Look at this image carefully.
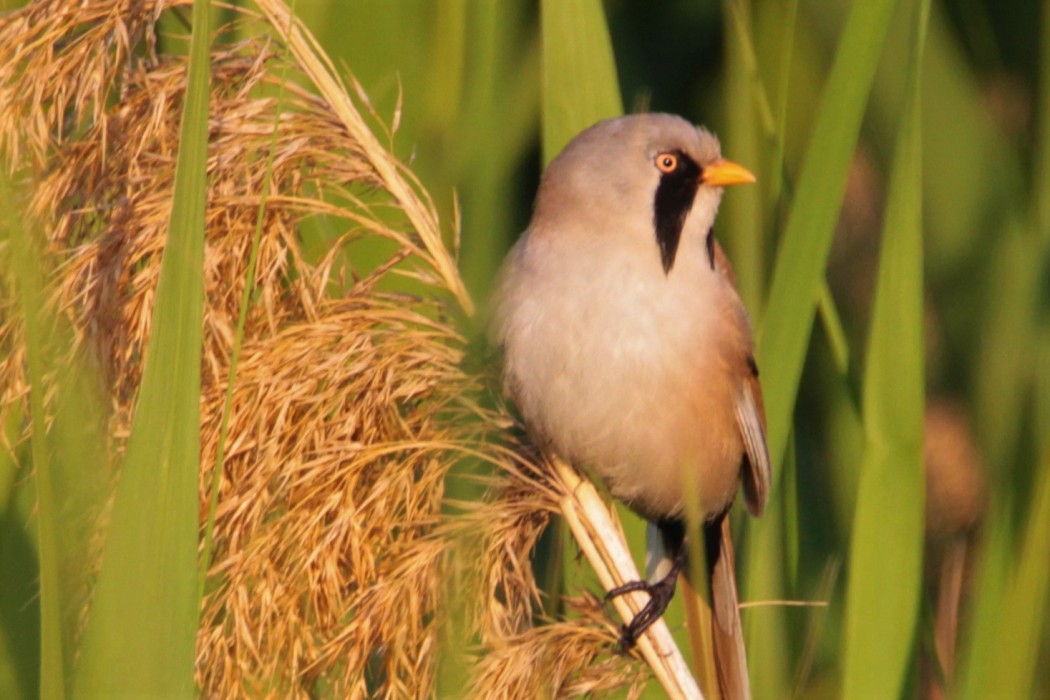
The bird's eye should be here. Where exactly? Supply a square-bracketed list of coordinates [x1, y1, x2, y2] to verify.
[655, 152, 678, 173]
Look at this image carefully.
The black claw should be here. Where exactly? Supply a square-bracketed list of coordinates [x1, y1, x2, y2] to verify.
[605, 559, 684, 651]
[604, 579, 651, 601]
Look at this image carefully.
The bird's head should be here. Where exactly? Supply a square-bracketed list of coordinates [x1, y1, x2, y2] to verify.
[533, 114, 755, 274]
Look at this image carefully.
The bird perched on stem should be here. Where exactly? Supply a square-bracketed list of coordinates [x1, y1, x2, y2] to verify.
[492, 114, 770, 699]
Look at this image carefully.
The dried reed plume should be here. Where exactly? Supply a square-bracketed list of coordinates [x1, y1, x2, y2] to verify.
[0, 0, 654, 697]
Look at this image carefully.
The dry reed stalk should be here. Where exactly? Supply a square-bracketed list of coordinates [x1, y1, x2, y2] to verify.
[0, 1, 685, 696]
[554, 458, 704, 700]
[253, 0, 472, 315]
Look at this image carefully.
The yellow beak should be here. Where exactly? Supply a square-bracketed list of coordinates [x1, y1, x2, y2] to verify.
[701, 159, 757, 187]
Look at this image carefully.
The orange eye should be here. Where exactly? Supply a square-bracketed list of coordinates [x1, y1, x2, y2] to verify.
[656, 152, 678, 173]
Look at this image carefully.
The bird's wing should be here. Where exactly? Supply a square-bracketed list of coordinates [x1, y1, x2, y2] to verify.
[713, 238, 771, 516]
[735, 356, 771, 517]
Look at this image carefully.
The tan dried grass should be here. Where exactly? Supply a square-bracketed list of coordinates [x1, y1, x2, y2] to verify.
[469, 593, 647, 699]
[0, 1, 649, 697]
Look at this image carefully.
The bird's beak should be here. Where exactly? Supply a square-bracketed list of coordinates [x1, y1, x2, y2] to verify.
[701, 159, 756, 187]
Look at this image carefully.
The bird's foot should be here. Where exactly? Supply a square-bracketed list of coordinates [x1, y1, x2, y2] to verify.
[604, 569, 679, 651]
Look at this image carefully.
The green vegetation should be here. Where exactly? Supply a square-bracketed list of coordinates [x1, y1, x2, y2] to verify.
[0, 0, 1046, 697]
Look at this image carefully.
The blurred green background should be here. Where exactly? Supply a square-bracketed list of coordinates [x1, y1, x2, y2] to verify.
[1, 0, 1048, 697]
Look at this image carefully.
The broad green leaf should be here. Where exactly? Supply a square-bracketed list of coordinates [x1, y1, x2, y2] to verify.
[974, 215, 1039, 472]
[721, 0, 764, 310]
[956, 504, 1011, 698]
[540, 0, 623, 164]
[721, 4, 792, 697]
[756, 0, 899, 474]
[0, 398, 37, 700]
[958, 1, 1050, 694]
[455, 1, 539, 301]
[986, 471, 1050, 697]
[4, 170, 112, 700]
[959, 470, 1050, 699]
[842, 0, 929, 696]
[4, 174, 62, 700]
[73, 0, 211, 694]
[743, 0, 898, 692]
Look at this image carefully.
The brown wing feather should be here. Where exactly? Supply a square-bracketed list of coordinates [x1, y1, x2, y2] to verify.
[714, 238, 772, 517]
[736, 363, 771, 517]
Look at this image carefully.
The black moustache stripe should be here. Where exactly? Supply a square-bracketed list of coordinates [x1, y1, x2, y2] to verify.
[653, 150, 702, 274]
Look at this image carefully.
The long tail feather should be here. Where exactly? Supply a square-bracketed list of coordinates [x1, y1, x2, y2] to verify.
[710, 516, 751, 700]
[675, 515, 752, 700]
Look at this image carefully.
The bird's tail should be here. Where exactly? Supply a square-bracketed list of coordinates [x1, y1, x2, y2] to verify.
[649, 514, 751, 700]
[708, 515, 750, 700]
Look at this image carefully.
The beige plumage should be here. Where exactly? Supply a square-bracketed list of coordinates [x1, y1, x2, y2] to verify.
[493, 114, 769, 698]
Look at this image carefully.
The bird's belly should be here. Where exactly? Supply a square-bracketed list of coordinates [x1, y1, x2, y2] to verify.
[505, 270, 743, 521]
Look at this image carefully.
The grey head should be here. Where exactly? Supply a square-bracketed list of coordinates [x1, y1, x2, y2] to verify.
[531, 114, 734, 274]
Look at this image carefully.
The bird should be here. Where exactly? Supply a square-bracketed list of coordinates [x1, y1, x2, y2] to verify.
[491, 113, 770, 696]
